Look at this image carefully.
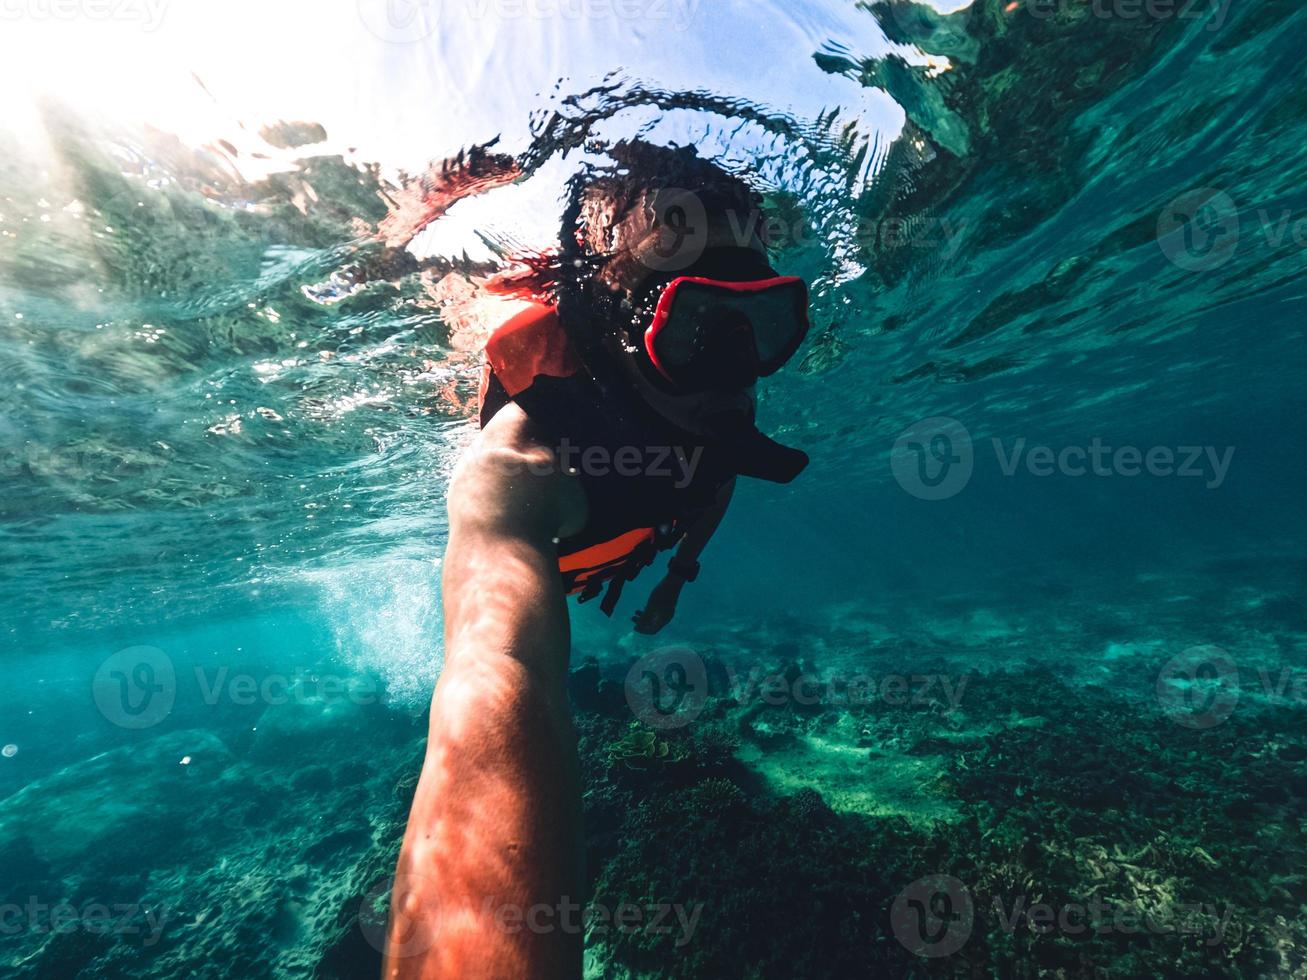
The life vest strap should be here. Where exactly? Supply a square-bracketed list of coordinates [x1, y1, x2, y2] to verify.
[576, 576, 606, 603]
[599, 576, 626, 616]
[563, 525, 672, 615]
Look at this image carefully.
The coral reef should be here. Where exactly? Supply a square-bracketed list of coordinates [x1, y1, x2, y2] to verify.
[4, 560, 1305, 979]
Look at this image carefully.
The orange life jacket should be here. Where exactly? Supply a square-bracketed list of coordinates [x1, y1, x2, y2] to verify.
[478, 301, 807, 614]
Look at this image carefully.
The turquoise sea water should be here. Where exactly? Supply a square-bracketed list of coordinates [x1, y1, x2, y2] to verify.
[2, 1, 1306, 977]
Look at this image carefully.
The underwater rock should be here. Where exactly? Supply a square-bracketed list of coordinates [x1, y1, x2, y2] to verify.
[1278, 743, 1307, 763]
[568, 656, 603, 710]
[20, 925, 115, 979]
[0, 729, 235, 869]
[332, 760, 374, 787]
[0, 834, 51, 902]
[246, 683, 413, 765]
[568, 656, 627, 717]
[291, 764, 335, 794]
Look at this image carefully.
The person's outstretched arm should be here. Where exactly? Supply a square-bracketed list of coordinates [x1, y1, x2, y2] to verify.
[385, 403, 587, 980]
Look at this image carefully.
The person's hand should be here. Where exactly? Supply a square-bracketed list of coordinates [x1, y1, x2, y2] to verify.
[632, 575, 684, 634]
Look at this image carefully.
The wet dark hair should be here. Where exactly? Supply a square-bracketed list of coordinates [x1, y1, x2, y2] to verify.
[552, 140, 769, 367]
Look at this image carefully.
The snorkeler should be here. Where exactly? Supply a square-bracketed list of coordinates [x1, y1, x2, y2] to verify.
[384, 142, 811, 979]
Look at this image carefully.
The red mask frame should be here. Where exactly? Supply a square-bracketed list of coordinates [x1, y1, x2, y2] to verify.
[641, 275, 811, 387]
